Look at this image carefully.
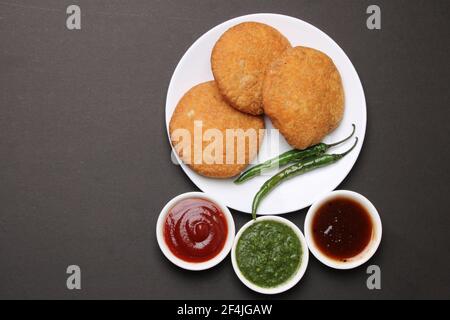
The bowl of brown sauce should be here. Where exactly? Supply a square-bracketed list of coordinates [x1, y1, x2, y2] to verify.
[304, 190, 382, 269]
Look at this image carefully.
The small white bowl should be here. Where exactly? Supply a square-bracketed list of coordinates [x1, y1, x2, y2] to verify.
[231, 216, 309, 294]
[156, 192, 235, 271]
[304, 190, 382, 270]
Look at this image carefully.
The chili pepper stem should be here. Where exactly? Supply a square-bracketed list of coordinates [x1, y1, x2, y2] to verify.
[339, 137, 358, 157]
[327, 124, 356, 147]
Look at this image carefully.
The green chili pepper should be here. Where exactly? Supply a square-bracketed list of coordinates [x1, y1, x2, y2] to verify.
[234, 124, 355, 184]
[251, 137, 359, 220]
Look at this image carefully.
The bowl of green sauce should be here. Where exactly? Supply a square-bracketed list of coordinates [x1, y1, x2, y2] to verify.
[231, 216, 309, 294]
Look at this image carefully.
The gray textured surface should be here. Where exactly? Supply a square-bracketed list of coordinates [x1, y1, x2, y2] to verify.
[0, 0, 449, 299]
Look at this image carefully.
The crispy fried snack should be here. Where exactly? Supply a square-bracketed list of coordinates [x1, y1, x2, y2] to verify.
[211, 22, 291, 115]
[169, 81, 265, 178]
[263, 46, 344, 149]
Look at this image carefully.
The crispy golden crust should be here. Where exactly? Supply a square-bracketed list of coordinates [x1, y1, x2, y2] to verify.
[169, 81, 265, 178]
[211, 22, 291, 115]
[263, 46, 345, 149]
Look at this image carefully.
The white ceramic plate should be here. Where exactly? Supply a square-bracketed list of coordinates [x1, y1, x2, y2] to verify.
[165, 13, 366, 215]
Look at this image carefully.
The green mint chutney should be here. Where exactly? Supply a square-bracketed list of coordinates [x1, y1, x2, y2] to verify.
[236, 220, 302, 288]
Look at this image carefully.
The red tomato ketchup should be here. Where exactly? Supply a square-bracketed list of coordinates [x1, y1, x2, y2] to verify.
[164, 198, 228, 262]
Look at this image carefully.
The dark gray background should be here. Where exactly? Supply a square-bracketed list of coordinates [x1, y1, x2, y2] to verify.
[0, 0, 449, 300]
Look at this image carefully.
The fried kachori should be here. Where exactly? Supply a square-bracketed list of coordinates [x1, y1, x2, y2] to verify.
[169, 81, 265, 178]
[263, 46, 345, 149]
[211, 22, 291, 115]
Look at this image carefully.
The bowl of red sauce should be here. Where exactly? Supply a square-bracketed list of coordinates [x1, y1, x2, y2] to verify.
[156, 192, 235, 270]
